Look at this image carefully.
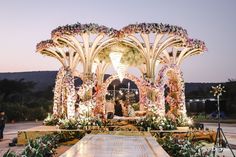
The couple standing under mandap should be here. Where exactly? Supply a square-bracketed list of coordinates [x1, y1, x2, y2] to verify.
[105, 99, 134, 119]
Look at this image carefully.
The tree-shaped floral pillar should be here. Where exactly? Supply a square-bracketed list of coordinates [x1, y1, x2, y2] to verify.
[51, 23, 117, 82]
[36, 40, 80, 118]
[120, 23, 188, 83]
[119, 23, 188, 111]
[157, 39, 207, 116]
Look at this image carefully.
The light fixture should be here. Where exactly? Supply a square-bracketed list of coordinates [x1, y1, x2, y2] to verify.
[109, 51, 122, 71]
[117, 63, 127, 82]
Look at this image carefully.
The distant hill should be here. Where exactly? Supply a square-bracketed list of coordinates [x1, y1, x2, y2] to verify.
[0, 71, 221, 92]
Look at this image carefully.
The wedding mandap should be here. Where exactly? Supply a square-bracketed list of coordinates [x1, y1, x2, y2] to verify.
[36, 22, 207, 121]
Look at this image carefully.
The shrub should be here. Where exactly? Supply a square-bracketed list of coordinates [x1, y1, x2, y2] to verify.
[58, 118, 78, 130]
[3, 149, 18, 157]
[21, 134, 59, 157]
[43, 113, 59, 126]
[157, 135, 212, 157]
[137, 114, 176, 130]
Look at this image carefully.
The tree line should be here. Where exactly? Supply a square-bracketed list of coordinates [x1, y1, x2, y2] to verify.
[0, 79, 53, 122]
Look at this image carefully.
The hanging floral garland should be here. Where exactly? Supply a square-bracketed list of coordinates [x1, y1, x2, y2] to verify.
[156, 64, 186, 116]
[53, 67, 65, 115]
[62, 68, 77, 119]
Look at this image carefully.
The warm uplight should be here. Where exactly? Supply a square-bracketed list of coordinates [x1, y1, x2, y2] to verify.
[187, 118, 193, 125]
[109, 51, 122, 71]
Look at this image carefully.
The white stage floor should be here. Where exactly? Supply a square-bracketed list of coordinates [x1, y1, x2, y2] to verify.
[60, 133, 169, 157]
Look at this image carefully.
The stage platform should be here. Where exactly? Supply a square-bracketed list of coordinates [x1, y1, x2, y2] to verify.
[60, 133, 170, 157]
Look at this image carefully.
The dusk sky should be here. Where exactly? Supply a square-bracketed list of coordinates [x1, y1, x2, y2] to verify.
[0, 0, 235, 82]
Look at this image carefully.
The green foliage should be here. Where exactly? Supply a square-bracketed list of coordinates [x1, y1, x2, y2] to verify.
[4, 131, 86, 157]
[21, 134, 59, 157]
[0, 79, 53, 122]
[0, 79, 36, 102]
[0, 102, 50, 121]
[157, 135, 212, 157]
[137, 114, 176, 130]
[131, 103, 139, 111]
[43, 113, 59, 126]
[192, 113, 208, 121]
[58, 118, 78, 130]
[3, 149, 18, 157]
[57, 131, 85, 142]
[176, 114, 191, 127]
[77, 117, 103, 129]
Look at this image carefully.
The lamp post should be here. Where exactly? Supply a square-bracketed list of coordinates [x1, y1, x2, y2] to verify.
[211, 84, 235, 157]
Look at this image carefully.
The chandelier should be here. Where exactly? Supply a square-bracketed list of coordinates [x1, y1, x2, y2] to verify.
[109, 51, 122, 71]
[117, 63, 127, 82]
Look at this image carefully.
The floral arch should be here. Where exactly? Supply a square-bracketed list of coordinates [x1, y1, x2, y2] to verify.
[100, 73, 146, 106]
[156, 64, 186, 116]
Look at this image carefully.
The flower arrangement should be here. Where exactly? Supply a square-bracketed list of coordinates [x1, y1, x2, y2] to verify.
[137, 113, 176, 130]
[77, 81, 95, 98]
[43, 113, 59, 126]
[77, 99, 96, 118]
[157, 135, 211, 157]
[4, 131, 87, 157]
[176, 114, 192, 127]
[77, 116, 103, 129]
[58, 118, 78, 130]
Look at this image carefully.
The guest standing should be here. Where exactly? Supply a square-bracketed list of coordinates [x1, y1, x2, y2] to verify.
[114, 100, 123, 117]
[106, 100, 114, 119]
[0, 111, 6, 140]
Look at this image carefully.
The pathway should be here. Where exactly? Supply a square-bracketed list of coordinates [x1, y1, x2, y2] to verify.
[60, 134, 170, 157]
[0, 121, 42, 156]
